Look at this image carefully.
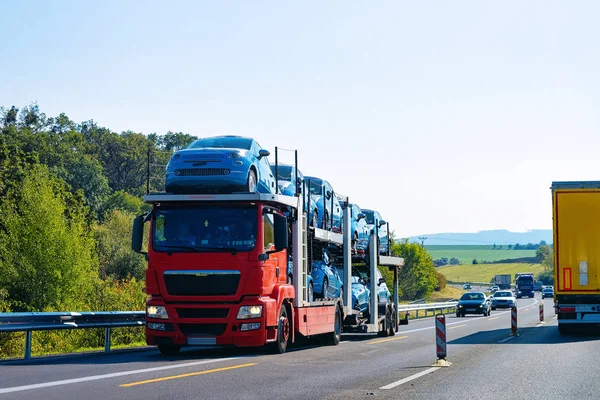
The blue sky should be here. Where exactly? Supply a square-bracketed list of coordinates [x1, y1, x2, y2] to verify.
[2, 1, 600, 238]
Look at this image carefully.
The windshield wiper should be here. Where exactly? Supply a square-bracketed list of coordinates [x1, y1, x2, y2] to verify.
[195, 246, 239, 255]
[159, 245, 201, 252]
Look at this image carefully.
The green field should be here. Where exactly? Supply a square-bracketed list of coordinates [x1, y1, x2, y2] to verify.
[425, 245, 536, 264]
[437, 263, 544, 283]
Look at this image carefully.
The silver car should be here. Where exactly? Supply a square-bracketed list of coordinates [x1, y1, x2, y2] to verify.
[491, 290, 516, 310]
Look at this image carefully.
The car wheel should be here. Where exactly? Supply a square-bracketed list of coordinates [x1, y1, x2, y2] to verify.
[323, 210, 329, 230]
[320, 277, 328, 299]
[339, 286, 344, 301]
[352, 231, 358, 251]
[492, 307, 496, 310]
[268, 305, 291, 354]
[287, 274, 292, 285]
[312, 210, 318, 228]
[308, 282, 314, 302]
[245, 169, 257, 192]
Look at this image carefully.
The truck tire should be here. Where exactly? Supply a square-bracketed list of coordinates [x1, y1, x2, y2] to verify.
[388, 305, 396, 336]
[379, 307, 391, 337]
[326, 306, 342, 346]
[158, 344, 181, 356]
[269, 305, 291, 354]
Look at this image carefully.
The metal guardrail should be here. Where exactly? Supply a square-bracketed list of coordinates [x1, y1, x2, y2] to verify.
[397, 301, 458, 320]
[0, 311, 145, 360]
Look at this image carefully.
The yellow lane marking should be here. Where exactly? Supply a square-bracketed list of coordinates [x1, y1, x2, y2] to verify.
[368, 336, 408, 345]
[120, 363, 257, 387]
[448, 324, 466, 330]
[488, 317, 499, 321]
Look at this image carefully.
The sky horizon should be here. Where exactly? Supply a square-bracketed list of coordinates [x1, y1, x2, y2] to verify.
[3, 1, 600, 238]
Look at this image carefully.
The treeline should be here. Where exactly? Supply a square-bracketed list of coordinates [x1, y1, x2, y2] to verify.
[491, 241, 549, 250]
[0, 104, 197, 357]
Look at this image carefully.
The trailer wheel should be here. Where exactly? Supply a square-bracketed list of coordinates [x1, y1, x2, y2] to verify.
[379, 307, 391, 337]
[158, 344, 181, 356]
[388, 305, 396, 336]
[327, 307, 342, 346]
[269, 305, 291, 354]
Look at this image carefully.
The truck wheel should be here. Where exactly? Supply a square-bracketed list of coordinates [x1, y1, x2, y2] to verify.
[269, 305, 291, 354]
[379, 307, 391, 337]
[327, 307, 342, 346]
[158, 345, 181, 356]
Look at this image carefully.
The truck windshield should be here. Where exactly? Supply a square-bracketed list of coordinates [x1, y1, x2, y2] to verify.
[152, 206, 257, 252]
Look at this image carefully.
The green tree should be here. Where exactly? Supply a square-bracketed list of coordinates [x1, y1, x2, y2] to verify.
[536, 245, 552, 263]
[99, 190, 150, 220]
[0, 163, 98, 311]
[392, 239, 437, 300]
[95, 209, 147, 280]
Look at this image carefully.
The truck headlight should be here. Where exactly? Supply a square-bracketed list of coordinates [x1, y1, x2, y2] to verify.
[237, 305, 262, 319]
[147, 305, 169, 319]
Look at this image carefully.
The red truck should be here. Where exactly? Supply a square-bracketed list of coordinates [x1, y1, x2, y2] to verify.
[132, 167, 404, 355]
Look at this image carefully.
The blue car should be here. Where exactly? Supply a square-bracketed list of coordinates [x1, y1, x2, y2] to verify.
[287, 261, 314, 302]
[362, 209, 389, 255]
[339, 200, 369, 253]
[311, 249, 343, 299]
[304, 176, 342, 232]
[353, 267, 392, 314]
[165, 135, 276, 194]
[351, 270, 370, 316]
[271, 163, 319, 223]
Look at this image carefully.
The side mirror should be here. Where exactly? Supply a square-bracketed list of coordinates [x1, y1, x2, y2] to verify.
[272, 214, 288, 253]
[378, 277, 386, 286]
[378, 220, 387, 228]
[357, 213, 366, 221]
[132, 215, 146, 254]
[258, 149, 270, 160]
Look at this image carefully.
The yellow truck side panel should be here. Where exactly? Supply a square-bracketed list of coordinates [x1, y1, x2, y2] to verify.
[554, 190, 600, 294]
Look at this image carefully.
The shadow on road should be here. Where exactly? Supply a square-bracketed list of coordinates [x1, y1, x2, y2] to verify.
[449, 325, 600, 345]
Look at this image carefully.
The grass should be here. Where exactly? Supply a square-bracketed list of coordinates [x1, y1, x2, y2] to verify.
[428, 285, 465, 301]
[437, 262, 544, 283]
[425, 245, 536, 264]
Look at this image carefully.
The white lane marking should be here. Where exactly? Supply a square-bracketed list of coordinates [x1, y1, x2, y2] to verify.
[0, 357, 244, 394]
[380, 367, 440, 390]
[498, 336, 516, 343]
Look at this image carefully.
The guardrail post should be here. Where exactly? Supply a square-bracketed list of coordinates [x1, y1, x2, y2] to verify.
[432, 314, 451, 367]
[104, 327, 111, 353]
[539, 302, 544, 323]
[24, 330, 32, 360]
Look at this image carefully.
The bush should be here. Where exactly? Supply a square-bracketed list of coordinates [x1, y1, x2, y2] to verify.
[435, 271, 447, 291]
[537, 270, 554, 285]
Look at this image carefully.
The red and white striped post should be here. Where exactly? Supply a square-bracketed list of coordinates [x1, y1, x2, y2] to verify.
[510, 306, 518, 336]
[539, 302, 544, 322]
[435, 314, 446, 360]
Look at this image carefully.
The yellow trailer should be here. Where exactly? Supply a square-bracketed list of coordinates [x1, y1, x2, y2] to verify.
[552, 181, 600, 334]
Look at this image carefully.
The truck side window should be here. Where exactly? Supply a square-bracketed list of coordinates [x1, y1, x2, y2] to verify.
[263, 214, 274, 251]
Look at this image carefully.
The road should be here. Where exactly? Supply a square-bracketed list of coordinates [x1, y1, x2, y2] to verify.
[1, 295, 599, 400]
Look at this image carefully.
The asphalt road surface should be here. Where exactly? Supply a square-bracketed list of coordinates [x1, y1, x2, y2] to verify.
[2, 295, 598, 400]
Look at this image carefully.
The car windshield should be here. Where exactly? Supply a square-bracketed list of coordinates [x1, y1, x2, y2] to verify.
[270, 165, 294, 181]
[517, 275, 534, 283]
[460, 293, 484, 300]
[307, 178, 323, 195]
[494, 291, 512, 297]
[187, 137, 252, 150]
[363, 210, 374, 224]
[152, 206, 257, 252]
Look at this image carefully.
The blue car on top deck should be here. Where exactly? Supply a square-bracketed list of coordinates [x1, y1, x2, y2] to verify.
[304, 176, 342, 232]
[165, 135, 276, 194]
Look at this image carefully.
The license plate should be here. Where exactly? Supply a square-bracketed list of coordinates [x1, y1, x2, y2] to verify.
[466, 308, 476, 312]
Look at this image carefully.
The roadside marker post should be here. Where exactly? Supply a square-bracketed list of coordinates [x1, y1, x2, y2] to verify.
[510, 306, 519, 336]
[539, 302, 544, 323]
[432, 314, 451, 367]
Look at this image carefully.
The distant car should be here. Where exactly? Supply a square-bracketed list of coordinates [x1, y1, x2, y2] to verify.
[542, 287, 554, 299]
[533, 281, 544, 292]
[305, 176, 342, 232]
[165, 135, 276, 194]
[491, 290, 516, 310]
[490, 285, 500, 293]
[463, 283, 472, 290]
[310, 249, 343, 299]
[338, 200, 369, 253]
[361, 209, 389, 255]
[456, 292, 491, 317]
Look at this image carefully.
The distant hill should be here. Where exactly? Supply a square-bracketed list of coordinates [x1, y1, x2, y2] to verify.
[405, 229, 552, 246]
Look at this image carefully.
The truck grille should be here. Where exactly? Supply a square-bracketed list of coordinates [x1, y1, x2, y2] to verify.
[174, 168, 230, 177]
[178, 323, 227, 336]
[164, 271, 240, 296]
[176, 308, 229, 319]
